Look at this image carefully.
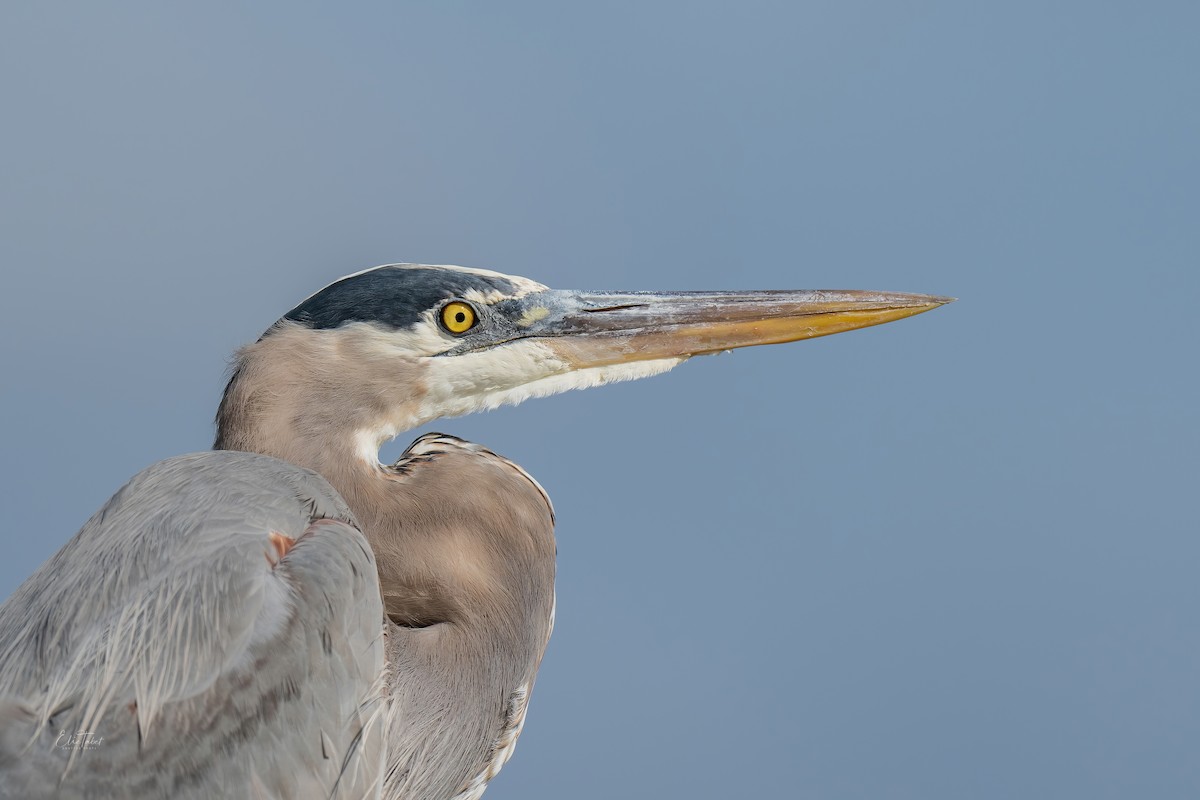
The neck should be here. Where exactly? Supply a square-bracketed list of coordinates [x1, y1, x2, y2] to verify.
[214, 323, 556, 800]
[215, 322, 424, 477]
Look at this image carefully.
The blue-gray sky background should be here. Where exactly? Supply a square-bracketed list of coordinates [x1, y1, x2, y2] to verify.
[2, 3, 1197, 798]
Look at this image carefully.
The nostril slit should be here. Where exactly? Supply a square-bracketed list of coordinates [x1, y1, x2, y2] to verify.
[583, 303, 646, 313]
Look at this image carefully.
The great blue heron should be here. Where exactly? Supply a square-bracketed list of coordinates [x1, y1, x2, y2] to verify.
[0, 264, 950, 798]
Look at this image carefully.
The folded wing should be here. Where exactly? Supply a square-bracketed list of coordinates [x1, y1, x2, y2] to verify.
[0, 451, 386, 799]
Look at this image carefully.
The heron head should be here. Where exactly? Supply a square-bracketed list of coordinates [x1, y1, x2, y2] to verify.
[219, 264, 950, 461]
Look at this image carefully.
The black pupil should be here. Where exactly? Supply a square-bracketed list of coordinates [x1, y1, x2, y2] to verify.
[455, 311, 466, 324]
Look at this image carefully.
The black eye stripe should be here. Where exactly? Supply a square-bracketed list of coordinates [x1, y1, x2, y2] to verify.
[281, 266, 519, 331]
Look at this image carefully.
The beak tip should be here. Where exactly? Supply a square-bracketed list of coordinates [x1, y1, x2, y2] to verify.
[910, 294, 955, 310]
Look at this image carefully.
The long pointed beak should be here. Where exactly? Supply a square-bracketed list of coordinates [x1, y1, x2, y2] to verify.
[523, 289, 953, 367]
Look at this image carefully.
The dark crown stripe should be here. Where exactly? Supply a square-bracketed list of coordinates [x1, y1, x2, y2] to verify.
[282, 266, 518, 331]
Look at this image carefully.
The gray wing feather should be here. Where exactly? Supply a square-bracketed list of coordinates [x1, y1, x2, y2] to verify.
[0, 451, 386, 799]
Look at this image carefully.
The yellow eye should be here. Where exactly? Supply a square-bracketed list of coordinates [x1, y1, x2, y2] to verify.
[440, 301, 477, 334]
